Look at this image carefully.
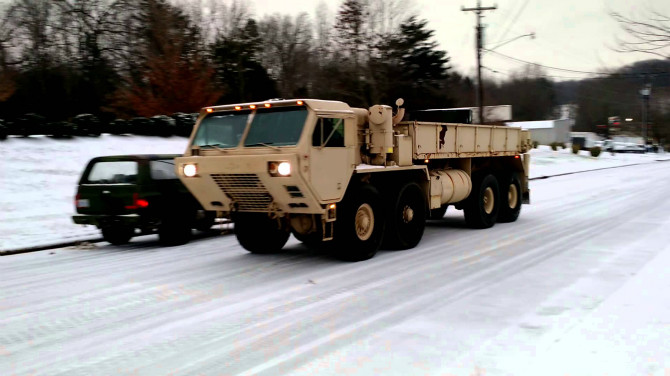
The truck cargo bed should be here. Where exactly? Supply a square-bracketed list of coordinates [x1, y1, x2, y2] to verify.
[399, 121, 530, 159]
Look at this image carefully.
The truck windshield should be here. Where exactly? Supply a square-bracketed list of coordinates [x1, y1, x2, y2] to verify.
[192, 110, 250, 149]
[244, 107, 307, 147]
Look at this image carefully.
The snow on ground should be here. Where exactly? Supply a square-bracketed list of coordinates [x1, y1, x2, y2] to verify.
[528, 145, 669, 178]
[2, 161, 669, 375]
[0, 135, 187, 251]
[0, 137, 668, 251]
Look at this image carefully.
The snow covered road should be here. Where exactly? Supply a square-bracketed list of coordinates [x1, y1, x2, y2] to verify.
[1, 162, 669, 375]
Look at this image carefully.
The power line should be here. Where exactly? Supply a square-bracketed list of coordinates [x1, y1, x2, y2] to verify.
[485, 49, 670, 78]
[494, 0, 530, 45]
[485, 50, 613, 75]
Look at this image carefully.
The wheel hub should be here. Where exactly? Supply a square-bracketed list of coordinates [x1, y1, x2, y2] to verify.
[508, 183, 518, 209]
[483, 187, 494, 214]
[402, 205, 414, 223]
[355, 203, 375, 241]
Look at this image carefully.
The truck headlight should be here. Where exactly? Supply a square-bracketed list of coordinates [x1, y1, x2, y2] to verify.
[277, 162, 291, 176]
[268, 161, 291, 177]
[183, 163, 198, 177]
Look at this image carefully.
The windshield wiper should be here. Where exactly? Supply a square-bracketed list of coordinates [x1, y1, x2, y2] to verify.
[245, 142, 281, 151]
[199, 143, 230, 152]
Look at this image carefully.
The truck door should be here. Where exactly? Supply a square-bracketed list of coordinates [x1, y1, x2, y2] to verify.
[309, 117, 354, 201]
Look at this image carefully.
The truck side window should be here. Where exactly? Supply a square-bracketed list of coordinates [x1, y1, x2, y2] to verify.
[312, 118, 344, 147]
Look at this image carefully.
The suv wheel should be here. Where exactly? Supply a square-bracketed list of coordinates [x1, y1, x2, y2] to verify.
[101, 226, 134, 245]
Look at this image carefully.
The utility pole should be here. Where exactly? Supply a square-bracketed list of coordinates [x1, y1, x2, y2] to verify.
[640, 80, 652, 145]
[462, 0, 496, 124]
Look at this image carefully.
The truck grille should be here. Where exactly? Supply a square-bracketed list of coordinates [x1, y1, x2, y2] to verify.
[210, 174, 273, 211]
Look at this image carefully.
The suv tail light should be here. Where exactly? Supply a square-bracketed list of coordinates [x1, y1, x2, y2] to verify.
[75, 193, 90, 209]
[125, 193, 149, 210]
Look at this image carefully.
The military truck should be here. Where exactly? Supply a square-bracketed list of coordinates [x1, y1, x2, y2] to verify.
[175, 99, 531, 261]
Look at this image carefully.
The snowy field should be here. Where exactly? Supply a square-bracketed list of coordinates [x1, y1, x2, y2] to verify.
[0, 136, 668, 251]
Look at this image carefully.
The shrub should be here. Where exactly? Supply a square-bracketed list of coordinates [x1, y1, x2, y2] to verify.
[46, 121, 76, 138]
[151, 115, 176, 137]
[590, 146, 602, 157]
[559, 142, 566, 149]
[550, 142, 558, 151]
[0, 119, 6, 140]
[532, 140, 539, 149]
[15, 113, 46, 136]
[571, 144, 580, 154]
[129, 117, 152, 135]
[72, 114, 101, 137]
[108, 119, 129, 135]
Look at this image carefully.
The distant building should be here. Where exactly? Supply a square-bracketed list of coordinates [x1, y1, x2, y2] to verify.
[507, 119, 573, 145]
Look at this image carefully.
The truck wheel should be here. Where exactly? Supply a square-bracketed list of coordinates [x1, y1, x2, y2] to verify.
[194, 211, 216, 232]
[235, 213, 289, 254]
[464, 173, 499, 229]
[292, 229, 323, 248]
[386, 182, 426, 249]
[159, 214, 192, 246]
[497, 173, 522, 223]
[336, 184, 385, 261]
[101, 226, 134, 245]
[429, 205, 448, 220]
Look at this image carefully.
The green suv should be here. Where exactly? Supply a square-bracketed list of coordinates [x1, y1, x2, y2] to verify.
[72, 154, 215, 245]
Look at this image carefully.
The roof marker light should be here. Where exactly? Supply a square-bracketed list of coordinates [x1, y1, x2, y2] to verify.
[296, 100, 304, 105]
[264, 103, 271, 108]
[206, 108, 213, 113]
[234, 106, 242, 110]
[249, 104, 257, 109]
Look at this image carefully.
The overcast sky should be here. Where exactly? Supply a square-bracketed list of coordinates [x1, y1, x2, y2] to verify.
[249, 0, 670, 80]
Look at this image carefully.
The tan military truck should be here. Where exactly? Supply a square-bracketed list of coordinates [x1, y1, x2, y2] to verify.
[175, 99, 531, 261]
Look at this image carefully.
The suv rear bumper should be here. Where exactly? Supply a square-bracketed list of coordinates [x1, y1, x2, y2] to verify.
[73, 214, 142, 228]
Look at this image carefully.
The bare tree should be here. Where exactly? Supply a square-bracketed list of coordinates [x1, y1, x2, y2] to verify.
[612, 8, 670, 59]
[258, 13, 313, 97]
[170, 0, 250, 43]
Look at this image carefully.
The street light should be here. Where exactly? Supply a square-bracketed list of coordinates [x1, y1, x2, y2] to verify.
[485, 32, 536, 52]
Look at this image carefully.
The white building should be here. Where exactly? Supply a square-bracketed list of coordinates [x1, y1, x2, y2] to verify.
[506, 119, 573, 145]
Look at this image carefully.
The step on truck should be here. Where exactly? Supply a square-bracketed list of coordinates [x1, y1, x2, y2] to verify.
[175, 99, 532, 261]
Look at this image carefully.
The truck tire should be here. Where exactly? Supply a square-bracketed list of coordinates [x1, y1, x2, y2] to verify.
[159, 213, 192, 246]
[429, 205, 448, 220]
[194, 211, 216, 232]
[101, 225, 134, 245]
[235, 213, 289, 254]
[497, 173, 522, 223]
[292, 229, 323, 248]
[385, 182, 426, 249]
[464, 173, 499, 229]
[336, 184, 385, 261]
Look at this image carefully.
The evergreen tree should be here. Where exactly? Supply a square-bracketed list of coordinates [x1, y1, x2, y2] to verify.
[211, 19, 277, 103]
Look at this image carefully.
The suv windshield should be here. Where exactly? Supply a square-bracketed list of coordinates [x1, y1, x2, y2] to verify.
[192, 110, 250, 149]
[244, 107, 308, 147]
[85, 161, 138, 184]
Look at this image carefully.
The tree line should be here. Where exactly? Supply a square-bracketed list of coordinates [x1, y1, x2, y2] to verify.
[0, 0, 666, 144]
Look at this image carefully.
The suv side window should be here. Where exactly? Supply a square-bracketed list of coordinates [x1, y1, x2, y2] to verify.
[150, 160, 178, 180]
[312, 118, 345, 147]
